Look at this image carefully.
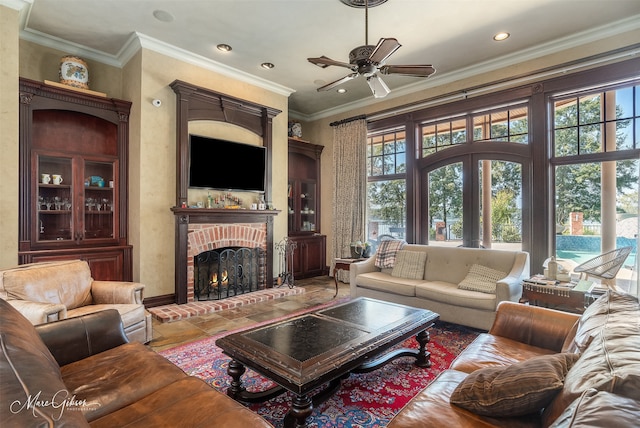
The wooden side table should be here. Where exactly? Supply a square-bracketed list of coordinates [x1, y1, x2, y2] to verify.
[520, 282, 593, 314]
[333, 258, 366, 298]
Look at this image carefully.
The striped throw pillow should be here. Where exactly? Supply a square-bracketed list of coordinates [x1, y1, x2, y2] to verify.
[450, 353, 580, 417]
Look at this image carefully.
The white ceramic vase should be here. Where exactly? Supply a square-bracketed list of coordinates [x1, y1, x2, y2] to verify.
[59, 55, 89, 89]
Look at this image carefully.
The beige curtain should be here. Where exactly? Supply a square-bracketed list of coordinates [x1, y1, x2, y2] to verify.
[331, 118, 368, 283]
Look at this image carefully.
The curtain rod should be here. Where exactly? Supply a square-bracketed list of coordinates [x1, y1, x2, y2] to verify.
[330, 114, 367, 127]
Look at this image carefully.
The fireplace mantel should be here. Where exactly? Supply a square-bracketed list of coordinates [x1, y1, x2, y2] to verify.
[172, 207, 280, 304]
[171, 207, 280, 223]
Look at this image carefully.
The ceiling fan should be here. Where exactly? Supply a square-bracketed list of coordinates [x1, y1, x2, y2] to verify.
[307, 0, 436, 98]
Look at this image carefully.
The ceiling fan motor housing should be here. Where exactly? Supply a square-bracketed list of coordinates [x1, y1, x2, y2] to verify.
[350, 45, 378, 76]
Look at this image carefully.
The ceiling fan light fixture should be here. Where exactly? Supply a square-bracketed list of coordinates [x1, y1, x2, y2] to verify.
[367, 75, 390, 98]
[308, 0, 434, 98]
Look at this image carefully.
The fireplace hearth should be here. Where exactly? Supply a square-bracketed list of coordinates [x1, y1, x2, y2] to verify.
[194, 247, 266, 301]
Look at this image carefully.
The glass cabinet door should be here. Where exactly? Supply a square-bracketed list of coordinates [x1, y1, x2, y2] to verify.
[300, 180, 317, 232]
[288, 181, 295, 231]
[83, 160, 116, 241]
[36, 155, 73, 242]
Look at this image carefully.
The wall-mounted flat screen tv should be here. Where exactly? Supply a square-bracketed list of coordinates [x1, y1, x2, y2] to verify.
[188, 134, 266, 192]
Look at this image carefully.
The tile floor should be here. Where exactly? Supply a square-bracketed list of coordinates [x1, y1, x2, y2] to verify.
[148, 276, 350, 352]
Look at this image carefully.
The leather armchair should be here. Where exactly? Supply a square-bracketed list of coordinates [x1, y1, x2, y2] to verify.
[0, 260, 152, 343]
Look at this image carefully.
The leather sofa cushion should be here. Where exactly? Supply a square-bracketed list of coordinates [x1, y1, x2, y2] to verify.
[416, 282, 497, 311]
[3, 260, 93, 310]
[0, 299, 90, 426]
[542, 323, 640, 426]
[387, 370, 540, 428]
[563, 291, 639, 353]
[89, 377, 273, 428]
[451, 333, 556, 374]
[549, 389, 640, 428]
[61, 342, 188, 422]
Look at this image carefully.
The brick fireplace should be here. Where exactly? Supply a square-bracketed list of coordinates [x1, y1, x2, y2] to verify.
[172, 207, 279, 304]
[187, 223, 266, 302]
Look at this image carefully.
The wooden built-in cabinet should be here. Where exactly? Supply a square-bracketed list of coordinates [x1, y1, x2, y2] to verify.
[18, 78, 133, 281]
[288, 138, 327, 279]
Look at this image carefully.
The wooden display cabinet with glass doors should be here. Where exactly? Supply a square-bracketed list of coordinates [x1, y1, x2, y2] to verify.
[19, 78, 132, 281]
[287, 138, 327, 279]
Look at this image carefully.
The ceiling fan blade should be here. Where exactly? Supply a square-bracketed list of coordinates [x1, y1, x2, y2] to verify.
[308, 56, 354, 70]
[368, 38, 401, 65]
[317, 73, 359, 92]
[380, 64, 436, 77]
[366, 74, 390, 98]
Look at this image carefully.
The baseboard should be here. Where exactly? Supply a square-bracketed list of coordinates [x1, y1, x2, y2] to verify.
[144, 294, 175, 308]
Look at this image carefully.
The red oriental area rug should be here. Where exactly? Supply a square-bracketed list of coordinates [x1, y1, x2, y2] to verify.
[159, 301, 481, 427]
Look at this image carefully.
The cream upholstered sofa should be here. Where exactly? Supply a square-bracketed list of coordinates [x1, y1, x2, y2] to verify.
[0, 260, 152, 343]
[350, 243, 529, 330]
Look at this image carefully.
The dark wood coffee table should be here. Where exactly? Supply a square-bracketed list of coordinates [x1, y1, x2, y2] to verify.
[216, 297, 439, 427]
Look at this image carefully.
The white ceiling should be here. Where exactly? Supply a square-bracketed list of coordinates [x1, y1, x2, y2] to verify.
[9, 0, 640, 120]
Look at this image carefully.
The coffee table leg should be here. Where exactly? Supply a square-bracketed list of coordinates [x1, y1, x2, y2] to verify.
[284, 394, 313, 428]
[414, 330, 432, 368]
[226, 359, 246, 398]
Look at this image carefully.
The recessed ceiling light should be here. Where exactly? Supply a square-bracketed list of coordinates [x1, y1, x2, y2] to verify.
[152, 10, 174, 23]
[337, 88, 347, 94]
[261, 62, 275, 69]
[493, 32, 510, 41]
[217, 44, 232, 52]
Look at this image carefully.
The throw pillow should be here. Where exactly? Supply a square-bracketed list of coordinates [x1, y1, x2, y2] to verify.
[450, 353, 580, 417]
[391, 250, 427, 280]
[374, 239, 407, 269]
[457, 264, 507, 294]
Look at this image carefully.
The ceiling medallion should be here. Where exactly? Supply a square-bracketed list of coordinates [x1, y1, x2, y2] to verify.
[339, 0, 389, 8]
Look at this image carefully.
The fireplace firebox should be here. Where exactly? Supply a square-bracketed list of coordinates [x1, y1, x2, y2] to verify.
[194, 247, 266, 300]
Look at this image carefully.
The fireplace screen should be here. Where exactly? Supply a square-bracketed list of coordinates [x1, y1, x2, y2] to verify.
[194, 247, 266, 300]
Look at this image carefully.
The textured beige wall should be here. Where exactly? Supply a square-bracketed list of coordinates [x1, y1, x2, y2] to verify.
[18, 40, 123, 98]
[0, 5, 20, 269]
[122, 51, 142, 282]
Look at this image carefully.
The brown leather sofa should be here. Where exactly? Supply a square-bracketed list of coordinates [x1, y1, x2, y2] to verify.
[0, 260, 152, 343]
[0, 299, 273, 427]
[388, 291, 640, 427]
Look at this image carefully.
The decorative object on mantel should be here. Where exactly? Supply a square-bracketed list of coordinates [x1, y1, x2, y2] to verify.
[59, 55, 89, 89]
[288, 120, 302, 138]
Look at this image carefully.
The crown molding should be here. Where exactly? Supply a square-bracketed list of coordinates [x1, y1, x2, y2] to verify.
[131, 32, 295, 97]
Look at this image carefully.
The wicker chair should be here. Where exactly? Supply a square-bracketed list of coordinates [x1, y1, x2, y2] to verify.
[573, 246, 633, 289]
